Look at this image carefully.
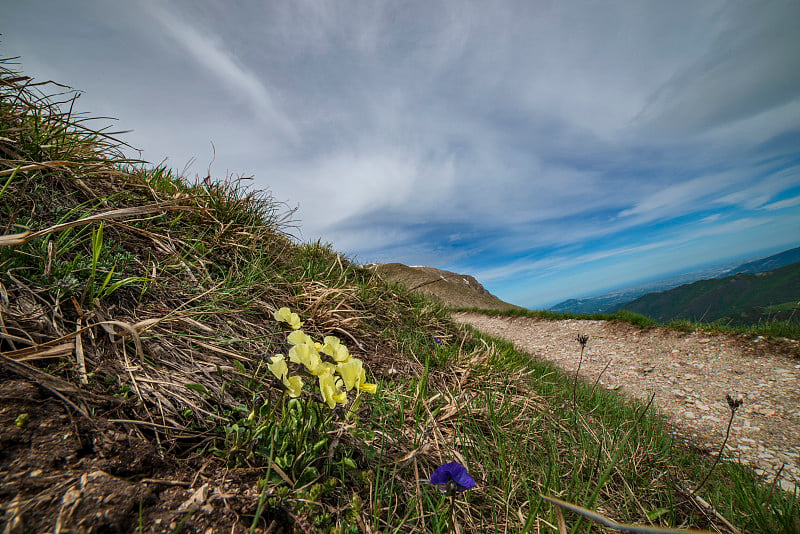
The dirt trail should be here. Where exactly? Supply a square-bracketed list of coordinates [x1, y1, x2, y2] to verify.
[453, 312, 800, 493]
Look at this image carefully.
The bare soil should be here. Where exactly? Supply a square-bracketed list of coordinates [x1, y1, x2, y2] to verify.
[453, 312, 800, 493]
[0, 368, 293, 533]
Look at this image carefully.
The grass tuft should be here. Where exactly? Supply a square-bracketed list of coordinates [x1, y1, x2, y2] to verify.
[1, 55, 797, 533]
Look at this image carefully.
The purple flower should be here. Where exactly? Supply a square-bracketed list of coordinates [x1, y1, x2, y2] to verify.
[433, 336, 443, 345]
[430, 461, 476, 492]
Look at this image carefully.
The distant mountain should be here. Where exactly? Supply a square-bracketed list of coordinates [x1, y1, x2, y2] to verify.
[549, 293, 645, 315]
[548, 260, 745, 314]
[549, 245, 800, 315]
[365, 263, 521, 311]
[721, 246, 800, 276]
[617, 262, 800, 325]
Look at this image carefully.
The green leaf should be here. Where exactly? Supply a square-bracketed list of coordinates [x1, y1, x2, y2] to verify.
[91, 221, 104, 277]
[0, 165, 20, 200]
[100, 276, 150, 299]
[646, 508, 670, 521]
[185, 383, 209, 394]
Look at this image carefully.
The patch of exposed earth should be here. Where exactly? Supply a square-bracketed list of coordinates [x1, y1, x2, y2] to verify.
[453, 312, 800, 494]
[0, 369, 293, 533]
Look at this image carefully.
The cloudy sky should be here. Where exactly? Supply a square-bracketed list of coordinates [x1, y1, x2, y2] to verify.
[4, 1, 800, 308]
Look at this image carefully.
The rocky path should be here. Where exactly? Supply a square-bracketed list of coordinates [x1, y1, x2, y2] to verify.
[453, 312, 800, 493]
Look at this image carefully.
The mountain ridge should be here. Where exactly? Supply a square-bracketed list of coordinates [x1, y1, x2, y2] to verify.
[550, 245, 800, 315]
[367, 262, 522, 310]
[617, 261, 800, 325]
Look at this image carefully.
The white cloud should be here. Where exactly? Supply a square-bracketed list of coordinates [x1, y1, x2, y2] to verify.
[472, 215, 772, 285]
[715, 164, 800, 209]
[760, 195, 800, 211]
[618, 174, 729, 219]
[143, 3, 298, 142]
[7, 1, 799, 308]
[634, 0, 800, 140]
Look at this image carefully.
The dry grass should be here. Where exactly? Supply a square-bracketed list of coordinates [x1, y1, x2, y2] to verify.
[2, 56, 797, 533]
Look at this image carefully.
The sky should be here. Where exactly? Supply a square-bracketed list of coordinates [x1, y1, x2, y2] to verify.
[4, 1, 800, 308]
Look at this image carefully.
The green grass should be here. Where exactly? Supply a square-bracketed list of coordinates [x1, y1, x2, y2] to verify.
[456, 305, 800, 341]
[2, 56, 798, 533]
[453, 306, 660, 328]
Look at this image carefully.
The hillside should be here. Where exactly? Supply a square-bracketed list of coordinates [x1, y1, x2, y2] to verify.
[549, 261, 742, 314]
[369, 262, 522, 311]
[2, 57, 798, 533]
[618, 262, 800, 324]
[551, 246, 800, 315]
[725, 245, 800, 275]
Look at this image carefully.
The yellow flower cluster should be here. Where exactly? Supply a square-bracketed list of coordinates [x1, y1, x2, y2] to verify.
[271, 308, 377, 408]
[274, 307, 303, 330]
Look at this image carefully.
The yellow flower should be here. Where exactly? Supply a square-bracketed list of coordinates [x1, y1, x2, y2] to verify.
[321, 335, 351, 362]
[337, 358, 363, 391]
[337, 358, 378, 393]
[357, 370, 378, 394]
[274, 307, 303, 330]
[353, 366, 378, 394]
[268, 355, 304, 397]
[288, 343, 317, 366]
[283, 375, 304, 397]
[289, 344, 332, 376]
[319, 372, 347, 409]
[268, 354, 288, 379]
[287, 329, 313, 346]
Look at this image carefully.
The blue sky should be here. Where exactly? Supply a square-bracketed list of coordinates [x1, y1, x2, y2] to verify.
[4, 1, 800, 308]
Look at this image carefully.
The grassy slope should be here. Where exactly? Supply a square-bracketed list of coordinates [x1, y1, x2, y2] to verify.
[1, 58, 798, 533]
[618, 263, 800, 326]
[372, 262, 522, 311]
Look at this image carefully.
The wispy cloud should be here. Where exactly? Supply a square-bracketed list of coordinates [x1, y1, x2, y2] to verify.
[6, 1, 799, 308]
[144, 3, 298, 142]
[634, 1, 800, 141]
[761, 194, 800, 211]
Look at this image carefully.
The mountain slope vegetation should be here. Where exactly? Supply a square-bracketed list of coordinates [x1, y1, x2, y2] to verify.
[618, 262, 800, 325]
[370, 262, 521, 311]
[728, 246, 800, 275]
[1, 57, 797, 533]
